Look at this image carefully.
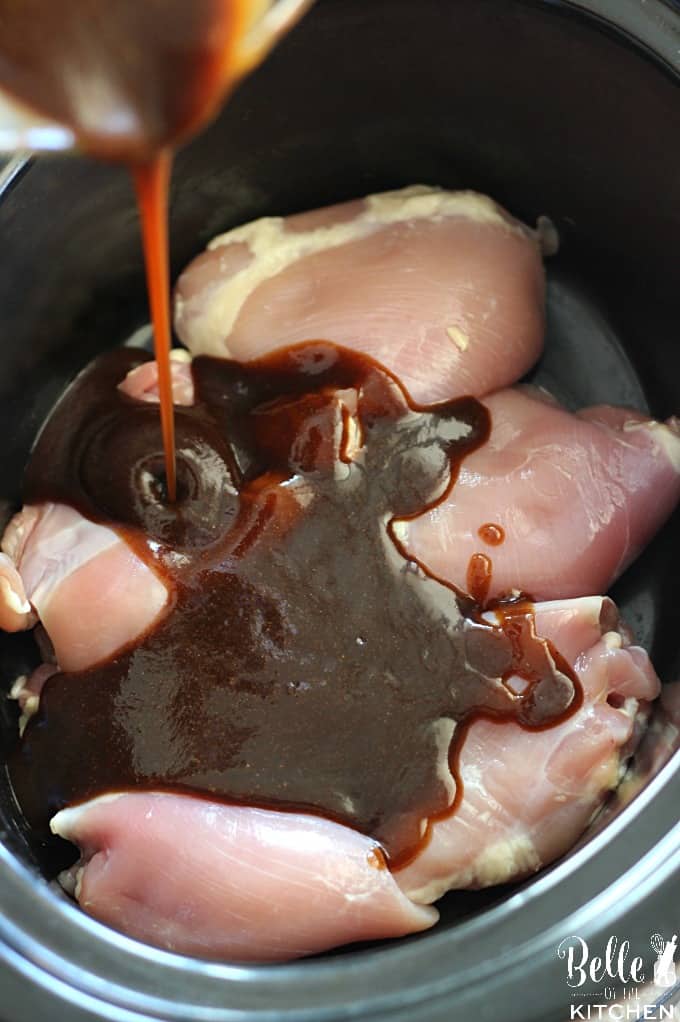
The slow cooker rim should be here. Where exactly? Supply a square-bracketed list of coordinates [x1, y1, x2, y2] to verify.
[1, 1, 680, 1019]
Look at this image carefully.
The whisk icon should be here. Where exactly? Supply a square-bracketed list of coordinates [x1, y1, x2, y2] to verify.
[650, 933, 678, 988]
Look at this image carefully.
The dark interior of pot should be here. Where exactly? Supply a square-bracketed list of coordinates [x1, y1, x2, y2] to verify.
[0, 0, 679, 967]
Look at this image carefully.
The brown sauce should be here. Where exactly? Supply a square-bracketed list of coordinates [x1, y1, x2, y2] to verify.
[9, 343, 580, 866]
[133, 156, 177, 501]
[467, 552, 493, 605]
[478, 522, 505, 546]
[367, 849, 388, 871]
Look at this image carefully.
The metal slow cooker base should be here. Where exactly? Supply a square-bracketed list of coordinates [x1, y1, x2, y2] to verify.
[0, 1, 679, 1019]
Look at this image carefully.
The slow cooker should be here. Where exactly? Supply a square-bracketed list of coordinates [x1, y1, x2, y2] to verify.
[0, 1, 678, 1019]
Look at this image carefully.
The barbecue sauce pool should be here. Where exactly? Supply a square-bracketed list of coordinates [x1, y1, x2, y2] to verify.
[9, 342, 581, 867]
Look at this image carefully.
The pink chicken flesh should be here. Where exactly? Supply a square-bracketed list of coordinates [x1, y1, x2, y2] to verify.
[396, 597, 659, 903]
[1, 503, 167, 671]
[174, 185, 547, 403]
[0, 187, 674, 961]
[403, 388, 680, 601]
[52, 797, 436, 961]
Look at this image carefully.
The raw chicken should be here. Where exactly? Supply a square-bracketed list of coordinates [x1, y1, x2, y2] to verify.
[402, 388, 680, 601]
[52, 796, 436, 961]
[48, 594, 658, 960]
[1, 503, 167, 670]
[174, 185, 547, 403]
[118, 347, 194, 405]
[395, 597, 660, 902]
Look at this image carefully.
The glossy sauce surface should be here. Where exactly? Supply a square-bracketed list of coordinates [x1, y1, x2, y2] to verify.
[478, 522, 505, 546]
[466, 552, 493, 605]
[9, 343, 580, 865]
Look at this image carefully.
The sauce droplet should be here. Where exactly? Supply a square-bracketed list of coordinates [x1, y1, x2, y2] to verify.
[467, 552, 492, 605]
[478, 522, 505, 546]
[367, 848, 387, 870]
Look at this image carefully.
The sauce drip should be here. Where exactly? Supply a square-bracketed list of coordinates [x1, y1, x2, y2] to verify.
[133, 155, 177, 501]
[467, 552, 493, 605]
[402, 593, 581, 869]
[9, 343, 580, 865]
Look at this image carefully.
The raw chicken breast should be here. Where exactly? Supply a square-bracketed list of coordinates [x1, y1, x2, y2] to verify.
[1, 503, 167, 671]
[174, 186, 547, 403]
[48, 594, 656, 961]
[118, 347, 194, 405]
[396, 596, 660, 903]
[52, 795, 436, 961]
[402, 388, 680, 601]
